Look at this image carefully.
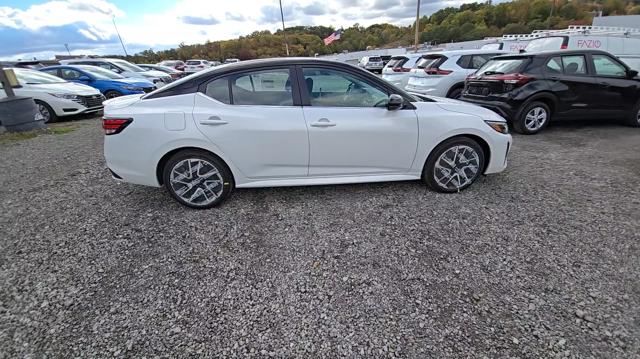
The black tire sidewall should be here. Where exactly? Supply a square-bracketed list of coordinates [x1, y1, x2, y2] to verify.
[447, 87, 463, 99]
[35, 100, 57, 123]
[162, 150, 234, 209]
[423, 137, 486, 193]
[626, 101, 640, 127]
[514, 101, 551, 135]
[104, 91, 122, 99]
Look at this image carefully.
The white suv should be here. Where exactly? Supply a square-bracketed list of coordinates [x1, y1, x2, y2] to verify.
[184, 59, 211, 74]
[381, 54, 424, 88]
[358, 56, 384, 73]
[405, 49, 507, 99]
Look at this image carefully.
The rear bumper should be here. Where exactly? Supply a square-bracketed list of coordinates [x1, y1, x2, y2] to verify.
[460, 96, 518, 120]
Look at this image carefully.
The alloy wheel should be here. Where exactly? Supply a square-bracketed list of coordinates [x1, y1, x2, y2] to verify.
[169, 158, 224, 207]
[106, 92, 120, 99]
[434, 145, 480, 191]
[524, 107, 548, 131]
[38, 104, 51, 123]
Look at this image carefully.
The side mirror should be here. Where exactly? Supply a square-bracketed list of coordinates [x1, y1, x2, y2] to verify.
[628, 69, 638, 78]
[78, 75, 91, 82]
[386, 94, 404, 111]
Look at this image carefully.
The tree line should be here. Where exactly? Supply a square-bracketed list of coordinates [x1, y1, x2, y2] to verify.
[116, 0, 640, 63]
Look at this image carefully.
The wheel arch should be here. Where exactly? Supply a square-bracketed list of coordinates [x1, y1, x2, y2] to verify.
[421, 134, 491, 178]
[156, 146, 235, 186]
[445, 82, 465, 98]
[521, 92, 558, 115]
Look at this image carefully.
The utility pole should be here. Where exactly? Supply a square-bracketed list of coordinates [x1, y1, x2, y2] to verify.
[279, 0, 290, 56]
[414, 0, 421, 52]
[112, 16, 129, 57]
[64, 43, 71, 56]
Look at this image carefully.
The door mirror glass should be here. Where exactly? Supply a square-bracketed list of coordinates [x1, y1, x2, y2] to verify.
[628, 69, 638, 78]
[387, 94, 404, 110]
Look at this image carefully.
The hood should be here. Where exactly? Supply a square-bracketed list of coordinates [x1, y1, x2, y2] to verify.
[140, 70, 168, 78]
[104, 93, 143, 110]
[413, 96, 506, 121]
[25, 82, 101, 95]
[107, 77, 154, 87]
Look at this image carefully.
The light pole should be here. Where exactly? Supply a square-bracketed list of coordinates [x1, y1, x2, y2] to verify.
[64, 43, 71, 56]
[414, 0, 421, 52]
[279, 0, 290, 56]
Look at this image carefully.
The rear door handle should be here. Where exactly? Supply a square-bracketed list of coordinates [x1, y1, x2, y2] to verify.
[199, 116, 228, 126]
[310, 118, 336, 128]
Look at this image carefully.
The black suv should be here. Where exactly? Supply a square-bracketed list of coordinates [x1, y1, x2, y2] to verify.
[461, 49, 640, 134]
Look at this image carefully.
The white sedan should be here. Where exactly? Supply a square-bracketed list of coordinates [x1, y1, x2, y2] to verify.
[0, 68, 104, 123]
[103, 58, 512, 208]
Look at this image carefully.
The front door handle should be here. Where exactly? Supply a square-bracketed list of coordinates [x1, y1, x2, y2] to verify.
[310, 118, 336, 128]
[199, 116, 228, 126]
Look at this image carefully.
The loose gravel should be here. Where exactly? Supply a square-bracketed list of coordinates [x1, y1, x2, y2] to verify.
[0, 118, 638, 358]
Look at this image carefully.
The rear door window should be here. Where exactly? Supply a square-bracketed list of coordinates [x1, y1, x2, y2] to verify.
[204, 78, 231, 104]
[561, 55, 587, 75]
[231, 68, 293, 106]
[546, 57, 563, 74]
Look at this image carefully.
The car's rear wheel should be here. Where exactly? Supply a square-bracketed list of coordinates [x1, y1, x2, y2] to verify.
[35, 100, 57, 123]
[423, 137, 485, 193]
[104, 90, 122, 99]
[513, 101, 550, 135]
[447, 87, 463, 99]
[162, 150, 234, 209]
[625, 101, 640, 127]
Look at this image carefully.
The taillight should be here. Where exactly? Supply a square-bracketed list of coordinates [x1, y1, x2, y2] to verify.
[560, 44, 568, 49]
[493, 73, 532, 86]
[103, 118, 132, 135]
[425, 68, 452, 75]
[392, 67, 411, 72]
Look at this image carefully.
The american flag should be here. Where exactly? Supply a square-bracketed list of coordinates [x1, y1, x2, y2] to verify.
[323, 30, 342, 46]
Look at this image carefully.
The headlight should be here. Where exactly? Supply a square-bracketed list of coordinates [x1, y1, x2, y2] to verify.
[485, 120, 509, 134]
[122, 85, 143, 91]
[49, 93, 79, 100]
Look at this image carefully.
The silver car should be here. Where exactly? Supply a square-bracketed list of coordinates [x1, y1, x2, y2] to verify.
[358, 56, 384, 73]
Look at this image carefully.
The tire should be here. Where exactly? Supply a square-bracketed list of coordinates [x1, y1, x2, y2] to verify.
[447, 87, 463, 99]
[162, 150, 234, 209]
[625, 101, 640, 127]
[423, 137, 486, 193]
[513, 101, 551, 135]
[35, 100, 57, 123]
[104, 90, 122, 99]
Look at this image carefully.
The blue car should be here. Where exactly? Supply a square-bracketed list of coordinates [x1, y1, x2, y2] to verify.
[40, 65, 156, 99]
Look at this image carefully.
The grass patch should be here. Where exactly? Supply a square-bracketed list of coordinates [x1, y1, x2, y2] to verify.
[0, 124, 79, 144]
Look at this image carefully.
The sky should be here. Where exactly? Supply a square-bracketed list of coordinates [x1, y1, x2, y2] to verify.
[0, 0, 503, 60]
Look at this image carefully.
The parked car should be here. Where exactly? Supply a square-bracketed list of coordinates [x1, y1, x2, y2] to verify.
[405, 49, 508, 99]
[60, 58, 172, 87]
[103, 58, 511, 209]
[0, 68, 104, 123]
[40, 65, 155, 99]
[157, 60, 185, 71]
[461, 49, 640, 134]
[224, 58, 240, 64]
[358, 56, 384, 73]
[380, 55, 392, 66]
[381, 54, 424, 88]
[138, 64, 186, 79]
[184, 59, 212, 74]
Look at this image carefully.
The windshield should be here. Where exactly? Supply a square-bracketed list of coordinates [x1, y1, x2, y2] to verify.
[526, 37, 565, 52]
[476, 58, 527, 75]
[76, 65, 124, 79]
[14, 68, 66, 84]
[112, 60, 145, 72]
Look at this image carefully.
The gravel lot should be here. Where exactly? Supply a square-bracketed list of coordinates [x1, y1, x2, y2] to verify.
[1, 117, 638, 358]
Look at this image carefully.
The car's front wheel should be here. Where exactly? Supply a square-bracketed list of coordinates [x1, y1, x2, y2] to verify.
[626, 101, 640, 128]
[513, 101, 551, 135]
[162, 150, 234, 209]
[423, 137, 485, 193]
[104, 90, 122, 99]
[35, 100, 57, 123]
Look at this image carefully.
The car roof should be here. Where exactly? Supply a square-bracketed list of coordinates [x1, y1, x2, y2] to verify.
[494, 49, 613, 59]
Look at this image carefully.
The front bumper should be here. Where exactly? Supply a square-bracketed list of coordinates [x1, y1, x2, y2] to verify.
[52, 94, 105, 117]
[485, 133, 512, 175]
